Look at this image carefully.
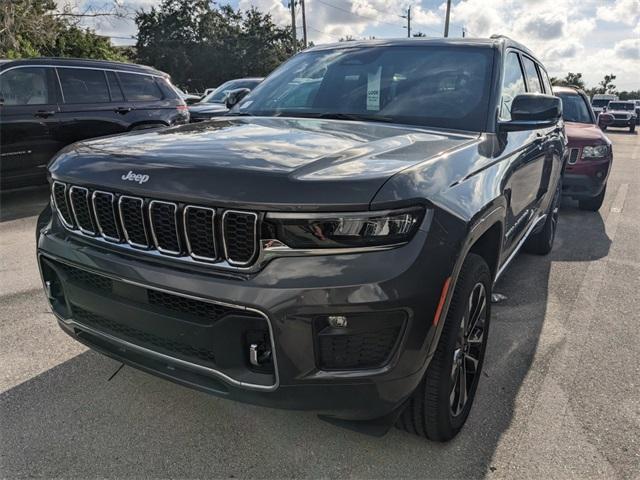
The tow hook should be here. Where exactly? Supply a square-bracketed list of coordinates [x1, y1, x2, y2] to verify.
[249, 342, 272, 367]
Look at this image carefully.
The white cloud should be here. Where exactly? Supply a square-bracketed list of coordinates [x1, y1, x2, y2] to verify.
[597, 0, 640, 26]
[614, 38, 640, 59]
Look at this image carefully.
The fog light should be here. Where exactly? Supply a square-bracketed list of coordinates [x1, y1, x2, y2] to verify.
[328, 315, 348, 328]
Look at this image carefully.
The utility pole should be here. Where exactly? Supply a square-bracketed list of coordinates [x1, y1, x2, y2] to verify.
[462, 27, 466, 38]
[401, 7, 411, 38]
[289, 1, 297, 51]
[444, 0, 451, 37]
[300, 0, 307, 48]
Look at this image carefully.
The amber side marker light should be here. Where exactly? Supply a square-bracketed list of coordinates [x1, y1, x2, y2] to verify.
[433, 277, 452, 326]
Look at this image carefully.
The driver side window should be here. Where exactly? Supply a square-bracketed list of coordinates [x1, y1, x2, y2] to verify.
[500, 52, 526, 121]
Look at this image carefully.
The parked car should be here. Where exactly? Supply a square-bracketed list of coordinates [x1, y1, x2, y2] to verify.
[554, 86, 613, 211]
[632, 99, 640, 124]
[188, 77, 263, 121]
[604, 101, 637, 132]
[0, 58, 189, 190]
[590, 93, 617, 116]
[175, 87, 202, 105]
[37, 37, 565, 441]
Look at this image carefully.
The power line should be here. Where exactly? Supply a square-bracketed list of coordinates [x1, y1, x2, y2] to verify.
[313, 0, 403, 29]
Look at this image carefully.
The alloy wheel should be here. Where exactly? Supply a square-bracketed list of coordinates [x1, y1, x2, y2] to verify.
[450, 282, 487, 417]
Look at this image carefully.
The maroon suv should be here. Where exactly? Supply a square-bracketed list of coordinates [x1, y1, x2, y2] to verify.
[554, 87, 613, 211]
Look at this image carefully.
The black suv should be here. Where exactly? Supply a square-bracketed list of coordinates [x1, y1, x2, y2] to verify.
[37, 37, 565, 441]
[0, 58, 189, 189]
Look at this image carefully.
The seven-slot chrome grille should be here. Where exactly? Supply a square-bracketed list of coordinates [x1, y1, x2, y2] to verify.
[52, 181, 259, 267]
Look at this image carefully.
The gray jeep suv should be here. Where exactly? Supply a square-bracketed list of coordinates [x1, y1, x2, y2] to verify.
[37, 36, 565, 441]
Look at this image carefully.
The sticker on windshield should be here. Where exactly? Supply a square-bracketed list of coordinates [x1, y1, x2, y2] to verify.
[367, 67, 382, 111]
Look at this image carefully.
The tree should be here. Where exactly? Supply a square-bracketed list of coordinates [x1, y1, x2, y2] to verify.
[0, 0, 128, 60]
[598, 74, 617, 94]
[135, 0, 300, 91]
[550, 72, 585, 89]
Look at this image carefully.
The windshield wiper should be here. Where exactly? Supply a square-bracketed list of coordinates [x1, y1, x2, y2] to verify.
[312, 112, 396, 123]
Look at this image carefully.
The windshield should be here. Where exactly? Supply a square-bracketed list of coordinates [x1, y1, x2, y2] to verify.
[608, 102, 634, 110]
[558, 93, 593, 124]
[236, 45, 494, 131]
[201, 79, 261, 104]
[591, 99, 611, 107]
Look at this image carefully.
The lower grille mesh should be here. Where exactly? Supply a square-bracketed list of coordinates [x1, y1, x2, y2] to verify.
[72, 305, 217, 364]
[318, 327, 401, 369]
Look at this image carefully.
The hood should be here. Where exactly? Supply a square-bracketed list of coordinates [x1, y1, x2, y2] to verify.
[50, 117, 476, 211]
[188, 103, 228, 115]
[564, 122, 609, 147]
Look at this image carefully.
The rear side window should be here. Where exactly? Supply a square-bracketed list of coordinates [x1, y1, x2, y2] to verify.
[500, 52, 526, 120]
[106, 71, 124, 102]
[521, 56, 543, 93]
[58, 68, 110, 103]
[0, 67, 52, 106]
[155, 77, 180, 100]
[118, 73, 163, 101]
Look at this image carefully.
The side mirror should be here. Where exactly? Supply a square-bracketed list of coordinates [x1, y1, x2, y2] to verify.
[498, 94, 562, 132]
[598, 113, 614, 129]
[225, 88, 251, 110]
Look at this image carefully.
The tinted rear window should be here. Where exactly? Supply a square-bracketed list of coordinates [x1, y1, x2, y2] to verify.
[0, 67, 52, 105]
[118, 73, 163, 101]
[58, 68, 110, 103]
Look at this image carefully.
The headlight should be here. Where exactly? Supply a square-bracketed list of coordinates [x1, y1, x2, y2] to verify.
[263, 207, 426, 249]
[582, 145, 609, 159]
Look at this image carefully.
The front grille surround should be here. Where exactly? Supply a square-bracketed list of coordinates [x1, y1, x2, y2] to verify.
[52, 182, 260, 270]
[183, 205, 218, 262]
[148, 200, 181, 255]
[222, 210, 259, 266]
[52, 181, 75, 229]
[91, 190, 121, 242]
[568, 148, 580, 165]
[69, 186, 96, 235]
[118, 195, 150, 249]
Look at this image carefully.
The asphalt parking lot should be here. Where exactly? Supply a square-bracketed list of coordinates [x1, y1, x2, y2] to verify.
[1, 131, 638, 479]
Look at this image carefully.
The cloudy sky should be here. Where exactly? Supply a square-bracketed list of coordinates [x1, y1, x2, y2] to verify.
[65, 0, 639, 90]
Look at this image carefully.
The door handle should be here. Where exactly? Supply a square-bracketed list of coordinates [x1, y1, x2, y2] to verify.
[114, 107, 133, 114]
[34, 110, 55, 118]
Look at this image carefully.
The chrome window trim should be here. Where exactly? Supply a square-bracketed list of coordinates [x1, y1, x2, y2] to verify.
[39, 253, 279, 391]
[183, 205, 218, 262]
[118, 195, 150, 249]
[221, 210, 259, 267]
[68, 186, 96, 235]
[0, 64, 166, 79]
[91, 190, 121, 243]
[52, 181, 75, 229]
[148, 200, 182, 255]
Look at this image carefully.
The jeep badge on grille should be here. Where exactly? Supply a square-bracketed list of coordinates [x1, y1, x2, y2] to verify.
[121, 171, 150, 184]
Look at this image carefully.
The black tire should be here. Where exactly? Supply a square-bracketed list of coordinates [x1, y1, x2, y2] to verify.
[579, 185, 606, 211]
[602, 126, 607, 131]
[524, 179, 561, 255]
[630, 124, 635, 133]
[396, 253, 491, 441]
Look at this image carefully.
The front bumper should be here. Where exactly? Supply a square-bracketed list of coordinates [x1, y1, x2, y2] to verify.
[610, 117, 635, 127]
[37, 208, 455, 420]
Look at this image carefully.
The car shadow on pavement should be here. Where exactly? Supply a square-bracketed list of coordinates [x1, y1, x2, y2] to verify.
[0, 185, 50, 222]
[0, 203, 611, 478]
